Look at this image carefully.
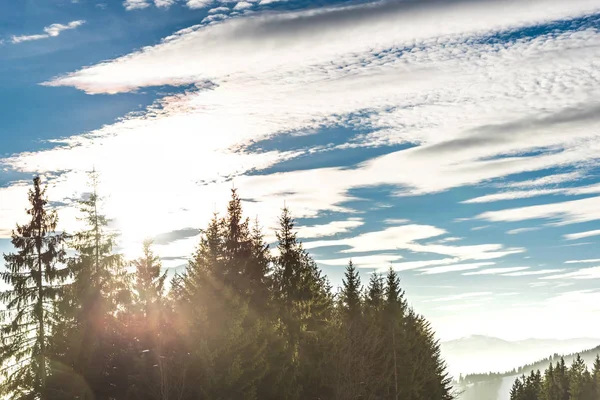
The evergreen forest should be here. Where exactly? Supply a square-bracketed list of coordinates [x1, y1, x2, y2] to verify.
[0, 174, 454, 400]
[509, 354, 600, 400]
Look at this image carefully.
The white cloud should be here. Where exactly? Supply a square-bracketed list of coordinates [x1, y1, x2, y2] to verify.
[233, 1, 252, 10]
[44, 0, 600, 93]
[155, 0, 177, 6]
[463, 267, 530, 275]
[11, 20, 85, 43]
[506, 227, 540, 235]
[298, 218, 363, 239]
[0, 0, 597, 276]
[427, 292, 493, 303]
[124, 0, 151, 9]
[437, 237, 463, 243]
[419, 262, 496, 275]
[45, 21, 86, 36]
[202, 14, 227, 23]
[463, 183, 600, 204]
[317, 254, 402, 267]
[124, 0, 176, 8]
[383, 218, 410, 225]
[208, 6, 230, 13]
[304, 224, 445, 252]
[462, 189, 562, 204]
[477, 197, 600, 226]
[565, 258, 600, 264]
[187, 0, 212, 8]
[499, 172, 584, 189]
[302, 225, 523, 266]
[502, 269, 564, 276]
[563, 229, 600, 240]
[542, 266, 600, 280]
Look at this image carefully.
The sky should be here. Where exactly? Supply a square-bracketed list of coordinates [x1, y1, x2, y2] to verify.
[1, 0, 600, 343]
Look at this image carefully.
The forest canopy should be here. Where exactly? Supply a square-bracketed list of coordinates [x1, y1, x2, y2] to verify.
[0, 174, 454, 400]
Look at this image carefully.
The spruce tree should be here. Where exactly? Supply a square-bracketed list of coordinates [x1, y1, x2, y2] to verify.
[364, 272, 384, 315]
[543, 362, 560, 400]
[592, 355, 600, 400]
[128, 239, 168, 397]
[384, 267, 406, 400]
[569, 354, 587, 400]
[0, 177, 68, 399]
[49, 170, 127, 399]
[510, 378, 524, 400]
[272, 206, 330, 356]
[180, 193, 273, 400]
[340, 260, 362, 324]
[554, 357, 570, 400]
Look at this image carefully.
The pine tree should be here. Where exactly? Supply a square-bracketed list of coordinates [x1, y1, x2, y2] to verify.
[556, 358, 570, 400]
[543, 362, 560, 400]
[127, 239, 168, 398]
[510, 378, 524, 400]
[272, 206, 330, 356]
[592, 355, 600, 400]
[0, 177, 68, 399]
[48, 170, 127, 399]
[132, 239, 167, 325]
[340, 260, 362, 324]
[570, 354, 587, 400]
[384, 267, 406, 400]
[364, 272, 385, 315]
[179, 193, 274, 400]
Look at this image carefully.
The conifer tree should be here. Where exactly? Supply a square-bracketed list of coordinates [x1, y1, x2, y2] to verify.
[0, 177, 67, 399]
[272, 206, 331, 356]
[340, 260, 362, 324]
[592, 355, 600, 400]
[132, 239, 167, 327]
[544, 362, 560, 400]
[384, 266, 406, 400]
[364, 272, 385, 315]
[569, 354, 589, 400]
[556, 358, 571, 400]
[49, 170, 128, 399]
[127, 239, 168, 398]
[180, 193, 274, 400]
[510, 378, 524, 400]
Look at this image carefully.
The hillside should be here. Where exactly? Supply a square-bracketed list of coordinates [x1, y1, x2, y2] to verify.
[455, 345, 600, 400]
[441, 335, 600, 378]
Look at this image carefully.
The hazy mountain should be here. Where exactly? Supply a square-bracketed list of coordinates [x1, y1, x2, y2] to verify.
[441, 335, 600, 379]
[454, 344, 600, 400]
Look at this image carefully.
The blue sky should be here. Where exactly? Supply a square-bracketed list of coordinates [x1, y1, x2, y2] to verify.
[1, 0, 600, 342]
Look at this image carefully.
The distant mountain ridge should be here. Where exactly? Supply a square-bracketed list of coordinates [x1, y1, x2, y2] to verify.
[451, 340, 600, 400]
[441, 335, 600, 379]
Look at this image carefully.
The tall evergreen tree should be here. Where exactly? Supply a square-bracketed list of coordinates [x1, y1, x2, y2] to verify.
[384, 266, 406, 400]
[132, 239, 167, 326]
[340, 260, 362, 324]
[272, 206, 331, 356]
[511, 378, 524, 400]
[364, 272, 385, 315]
[556, 358, 571, 400]
[179, 192, 274, 400]
[569, 354, 589, 400]
[592, 355, 600, 400]
[0, 177, 67, 399]
[127, 239, 168, 398]
[544, 362, 560, 400]
[49, 170, 127, 399]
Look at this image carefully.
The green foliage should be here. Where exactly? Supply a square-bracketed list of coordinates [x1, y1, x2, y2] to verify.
[0, 177, 67, 399]
[1, 176, 455, 400]
[509, 354, 600, 400]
